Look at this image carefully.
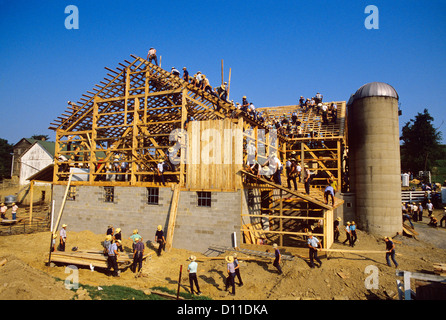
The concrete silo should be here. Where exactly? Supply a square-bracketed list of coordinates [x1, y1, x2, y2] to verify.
[347, 82, 402, 236]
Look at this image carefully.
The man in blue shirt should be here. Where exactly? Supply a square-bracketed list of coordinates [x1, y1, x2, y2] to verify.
[225, 255, 236, 295]
[307, 232, 322, 268]
[324, 185, 335, 206]
[187, 255, 202, 295]
[107, 240, 120, 277]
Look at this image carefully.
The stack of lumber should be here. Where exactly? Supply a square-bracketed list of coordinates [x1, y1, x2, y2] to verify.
[242, 223, 266, 245]
[49, 249, 153, 270]
[433, 263, 446, 276]
[402, 223, 418, 239]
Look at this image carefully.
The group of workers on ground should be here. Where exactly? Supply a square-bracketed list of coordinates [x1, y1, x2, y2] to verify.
[402, 200, 446, 228]
[51, 218, 402, 297]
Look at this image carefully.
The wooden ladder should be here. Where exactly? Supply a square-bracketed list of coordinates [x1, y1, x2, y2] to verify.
[165, 184, 181, 252]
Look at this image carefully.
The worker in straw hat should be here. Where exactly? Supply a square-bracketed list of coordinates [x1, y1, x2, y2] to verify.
[129, 229, 142, 251]
[59, 224, 68, 251]
[114, 228, 123, 252]
[334, 217, 341, 242]
[187, 255, 202, 295]
[307, 231, 322, 268]
[0, 203, 7, 219]
[224, 255, 236, 295]
[384, 236, 398, 268]
[11, 202, 18, 220]
[132, 237, 145, 274]
[155, 225, 165, 256]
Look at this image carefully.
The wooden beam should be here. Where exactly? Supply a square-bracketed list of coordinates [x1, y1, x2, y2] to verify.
[165, 185, 180, 252]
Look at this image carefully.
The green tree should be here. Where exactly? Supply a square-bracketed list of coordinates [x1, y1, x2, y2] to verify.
[31, 134, 50, 141]
[0, 138, 13, 180]
[400, 108, 444, 173]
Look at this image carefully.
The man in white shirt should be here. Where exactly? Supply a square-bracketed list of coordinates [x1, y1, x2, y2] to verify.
[266, 153, 283, 185]
[427, 200, 434, 217]
[147, 47, 158, 66]
[157, 159, 166, 186]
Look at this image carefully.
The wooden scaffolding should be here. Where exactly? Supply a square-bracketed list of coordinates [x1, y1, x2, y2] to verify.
[48, 55, 346, 250]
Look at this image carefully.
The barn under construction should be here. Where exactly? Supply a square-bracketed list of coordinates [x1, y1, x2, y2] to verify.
[42, 54, 392, 253]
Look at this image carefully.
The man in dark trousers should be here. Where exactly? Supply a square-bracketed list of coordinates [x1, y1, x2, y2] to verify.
[384, 236, 398, 268]
[233, 253, 244, 286]
[107, 240, 120, 277]
[272, 243, 283, 274]
[334, 217, 341, 242]
[132, 237, 145, 274]
[155, 225, 166, 256]
[307, 232, 322, 268]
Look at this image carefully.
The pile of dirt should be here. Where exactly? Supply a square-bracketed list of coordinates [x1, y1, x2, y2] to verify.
[0, 212, 445, 300]
[0, 254, 75, 300]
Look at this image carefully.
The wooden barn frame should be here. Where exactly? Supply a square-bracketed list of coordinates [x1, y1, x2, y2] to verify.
[48, 55, 346, 249]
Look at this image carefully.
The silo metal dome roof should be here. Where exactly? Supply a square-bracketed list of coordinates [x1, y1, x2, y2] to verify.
[347, 82, 399, 105]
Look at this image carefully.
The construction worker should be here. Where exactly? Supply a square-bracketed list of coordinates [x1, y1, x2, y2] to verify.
[233, 253, 243, 286]
[350, 221, 357, 246]
[304, 164, 311, 195]
[147, 47, 158, 66]
[307, 232, 322, 268]
[10, 203, 18, 220]
[187, 255, 202, 295]
[272, 243, 283, 274]
[343, 222, 352, 246]
[324, 184, 335, 206]
[384, 237, 398, 268]
[182, 67, 189, 82]
[156, 159, 166, 186]
[103, 235, 113, 255]
[59, 224, 67, 251]
[334, 217, 341, 242]
[155, 225, 165, 256]
[114, 228, 123, 252]
[107, 239, 120, 277]
[171, 67, 180, 77]
[440, 207, 446, 227]
[0, 203, 7, 219]
[225, 255, 236, 295]
[132, 237, 145, 274]
[129, 229, 142, 251]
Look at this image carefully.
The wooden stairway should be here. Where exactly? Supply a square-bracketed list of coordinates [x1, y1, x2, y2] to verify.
[240, 170, 343, 210]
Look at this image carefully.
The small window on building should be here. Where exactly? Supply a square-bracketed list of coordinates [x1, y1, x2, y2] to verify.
[104, 186, 114, 203]
[67, 186, 76, 201]
[346, 202, 352, 208]
[147, 187, 159, 205]
[197, 191, 212, 207]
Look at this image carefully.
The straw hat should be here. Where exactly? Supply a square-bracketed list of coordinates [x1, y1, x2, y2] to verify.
[133, 229, 138, 234]
[189, 255, 196, 261]
[346, 222, 351, 225]
[272, 243, 278, 248]
[105, 235, 112, 241]
[157, 225, 162, 231]
[336, 217, 342, 221]
[115, 228, 121, 233]
[225, 256, 234, 263]
[62, 224, 67, 228]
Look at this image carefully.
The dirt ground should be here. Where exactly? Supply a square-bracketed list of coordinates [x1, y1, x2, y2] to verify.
[1, 209, 446, 301]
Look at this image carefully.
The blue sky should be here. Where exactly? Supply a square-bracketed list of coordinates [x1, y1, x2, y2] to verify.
[0, 0, 445, 145]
